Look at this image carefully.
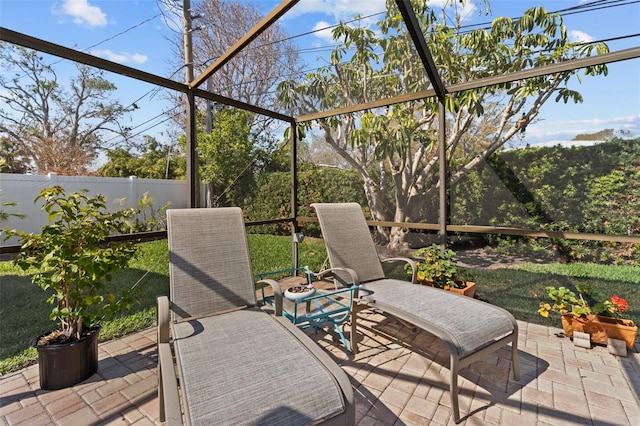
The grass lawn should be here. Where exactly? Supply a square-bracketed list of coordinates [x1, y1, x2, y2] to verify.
[1, 235, 638, 374]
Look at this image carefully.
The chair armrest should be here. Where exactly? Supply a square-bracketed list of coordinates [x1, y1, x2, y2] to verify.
[158, 342, 182, 425]
[316, 267, 361, 288]
[157, 296, 170, 344]
[381, 257, 417, 283]
[257, 279, 283, 316]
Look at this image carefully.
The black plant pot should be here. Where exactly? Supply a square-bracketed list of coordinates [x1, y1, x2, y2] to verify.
[36, 327, 99, 390]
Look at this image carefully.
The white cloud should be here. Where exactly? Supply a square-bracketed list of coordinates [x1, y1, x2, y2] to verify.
[526, 115, 640, 144]
[289, 0, 478, 22]
[289, 0, 387, 21]
[61, 0, 107, 28]
[312, 21, 337, 44]
[289, 0, 479, 45]
[90, 49, 148, 65]
[557, 116, 639, 128]
[568, 30, 594, 43]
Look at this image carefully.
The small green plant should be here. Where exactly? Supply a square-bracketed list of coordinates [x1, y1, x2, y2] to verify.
[131, 191, 170, 232]
[4, 186, 141, 342]
[536, 285, 630, 319]
[0, 186, 26, 225]
[407, 244, 464, 289]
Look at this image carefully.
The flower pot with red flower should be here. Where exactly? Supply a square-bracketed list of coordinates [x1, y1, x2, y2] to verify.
[537, 285, 637, 350]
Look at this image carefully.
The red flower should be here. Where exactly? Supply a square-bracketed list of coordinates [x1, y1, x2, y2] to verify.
[611, 296, 628, 313]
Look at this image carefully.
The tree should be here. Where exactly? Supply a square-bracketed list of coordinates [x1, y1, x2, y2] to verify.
[191, 0, 300, 113]
[0, 43, 135, 175]
[158, 0, 300, 206]
[0, 136, 28, 173]
[277, 1, 609, 249]
[160, 0, 300, 130]
[197, 107, 255, 207]
[97, 136, 185, 179]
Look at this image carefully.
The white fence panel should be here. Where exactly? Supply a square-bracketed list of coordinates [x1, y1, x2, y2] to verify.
[1, 173, 193, 246]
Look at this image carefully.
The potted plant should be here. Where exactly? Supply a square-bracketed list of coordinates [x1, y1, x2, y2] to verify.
[537, 285, 637, 350]
[4, 186, 141, 389]
[406, 244, 476, 297]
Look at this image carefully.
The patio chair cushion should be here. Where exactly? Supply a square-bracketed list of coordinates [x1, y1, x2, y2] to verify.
[159, 207, 355, 426]
[173, 307, 348, 425]
[359, 279, 515, 357]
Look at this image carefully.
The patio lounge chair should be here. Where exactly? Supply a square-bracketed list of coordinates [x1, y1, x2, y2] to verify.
[157, 207, 355, 426]
[311, 202, 520, 423]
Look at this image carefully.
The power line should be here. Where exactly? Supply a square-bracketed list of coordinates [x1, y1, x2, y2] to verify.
[103, 1, 640, 144]
[84, 13, 163, 51]
[186, 0, 637, 98]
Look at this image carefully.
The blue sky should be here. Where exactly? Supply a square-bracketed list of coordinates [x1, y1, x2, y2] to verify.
[1, 0, 639, 152]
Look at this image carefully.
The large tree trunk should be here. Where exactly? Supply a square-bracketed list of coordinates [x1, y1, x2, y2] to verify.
[362, 175, 390, 245]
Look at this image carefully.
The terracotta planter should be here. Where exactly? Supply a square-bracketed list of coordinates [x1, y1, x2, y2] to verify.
[419, 280, 476, 298]
[560, 314, 637, 350]
[448, 281, 476, 298]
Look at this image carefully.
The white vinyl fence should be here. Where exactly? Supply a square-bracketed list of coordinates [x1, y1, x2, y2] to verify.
[1, 173, 199, 246]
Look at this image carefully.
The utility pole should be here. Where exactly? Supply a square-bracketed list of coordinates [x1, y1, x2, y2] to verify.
[183, 0, 194, 83]
[183, 0, 198, 207]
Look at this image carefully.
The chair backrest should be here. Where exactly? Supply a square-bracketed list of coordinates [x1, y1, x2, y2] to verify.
[166, 207, 257, 322]
[312, 202, 385, 284]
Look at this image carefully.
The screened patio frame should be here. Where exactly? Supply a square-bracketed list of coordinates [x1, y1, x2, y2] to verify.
[2, 0, 640, 255]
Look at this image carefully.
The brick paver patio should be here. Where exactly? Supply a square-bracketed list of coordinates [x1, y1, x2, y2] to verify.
[1, 312, 639, 425]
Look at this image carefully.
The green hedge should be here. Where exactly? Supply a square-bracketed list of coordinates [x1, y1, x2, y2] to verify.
[244, 166, 366, 237]
[241, 138, 639, 263]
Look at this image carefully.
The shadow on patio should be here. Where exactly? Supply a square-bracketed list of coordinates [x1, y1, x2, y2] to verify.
[1, 313, 638, 425]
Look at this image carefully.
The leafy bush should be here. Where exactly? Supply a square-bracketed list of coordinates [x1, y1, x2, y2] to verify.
[409, 244, 460, 288]
[451, 137, 640, 263]
[4, 186, 140, 341]
[244, 165, 366, 236]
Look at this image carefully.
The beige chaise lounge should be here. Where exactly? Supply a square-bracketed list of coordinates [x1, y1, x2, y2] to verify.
[157, 207, 355, 425]
[312, 202, 520, 423]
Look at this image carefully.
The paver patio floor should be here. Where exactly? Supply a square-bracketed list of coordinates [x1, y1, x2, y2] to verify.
[1, 311, 639, 425]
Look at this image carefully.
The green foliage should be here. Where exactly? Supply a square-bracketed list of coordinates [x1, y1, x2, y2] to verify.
[97, 136, 184, 179]
[536, 286, 590, 318]
[408, 244, 461, 289]
[0, 192, 26, 225]
[536, 285, 630, 320]
[451, 138, 640, 263]
[583, 165, 640, 236]
[129, 191, 170, 232]
[244, 165, 366, 236]
[4, 186, 141, 340]
[275, 3, 609, 247]
[0, 238, 170, 373]
[198, 107, 255, 207]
